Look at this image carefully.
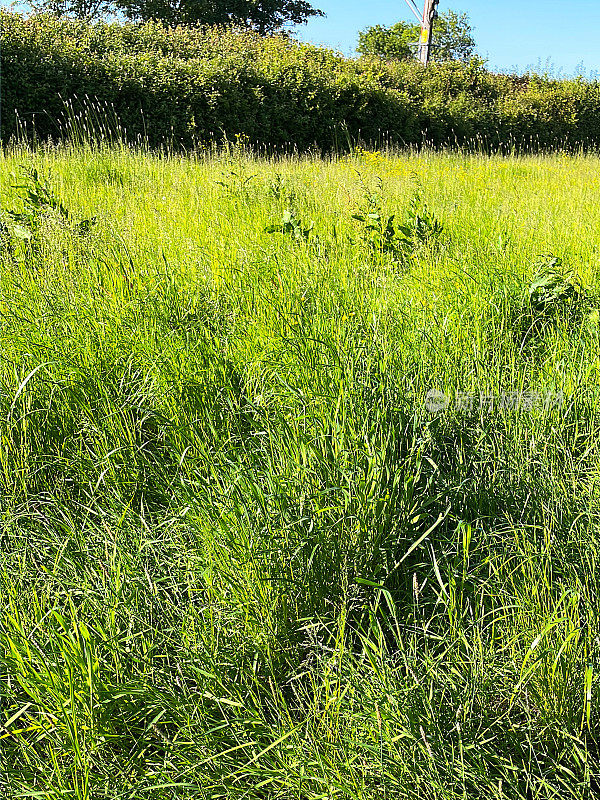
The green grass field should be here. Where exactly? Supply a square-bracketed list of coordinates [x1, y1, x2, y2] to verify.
[2, 145, 600, 798]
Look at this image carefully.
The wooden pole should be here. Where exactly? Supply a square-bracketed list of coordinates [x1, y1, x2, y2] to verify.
[417, 0, 439, 66]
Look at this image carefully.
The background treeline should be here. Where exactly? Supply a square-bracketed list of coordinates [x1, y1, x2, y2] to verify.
[2, 11, 600, 151]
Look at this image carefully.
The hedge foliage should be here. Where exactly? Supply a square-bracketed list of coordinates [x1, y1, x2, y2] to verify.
[2, 11, 600, 151]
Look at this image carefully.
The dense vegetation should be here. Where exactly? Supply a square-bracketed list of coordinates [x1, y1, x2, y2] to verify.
[34, 0, 323, 32]
[2, 144, 600, 797]
[2, 11, 600, 151]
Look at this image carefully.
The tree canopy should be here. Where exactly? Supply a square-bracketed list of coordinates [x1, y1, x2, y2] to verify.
[357, 10, 477, 63]
[27, 0, 324, 32]
[115, 0, 323, 31]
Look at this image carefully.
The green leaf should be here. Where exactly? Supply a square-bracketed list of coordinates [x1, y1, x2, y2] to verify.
[11, 224, 32, 240]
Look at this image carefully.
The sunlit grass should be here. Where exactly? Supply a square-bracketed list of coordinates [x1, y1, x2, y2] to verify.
[2, 144, 600, 798]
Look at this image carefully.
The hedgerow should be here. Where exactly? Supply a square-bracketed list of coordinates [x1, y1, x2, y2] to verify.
[2, 11, 600, 151]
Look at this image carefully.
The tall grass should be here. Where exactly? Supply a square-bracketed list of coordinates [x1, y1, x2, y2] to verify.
[2, 144, 600, 798]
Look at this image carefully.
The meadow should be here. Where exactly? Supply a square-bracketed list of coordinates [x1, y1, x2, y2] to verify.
[2, 144, 600, 798]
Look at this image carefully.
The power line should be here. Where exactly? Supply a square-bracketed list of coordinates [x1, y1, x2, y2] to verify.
[402, 0, 423, 24]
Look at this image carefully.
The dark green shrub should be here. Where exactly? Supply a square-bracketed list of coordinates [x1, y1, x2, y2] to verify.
[2, 12, 600, 151]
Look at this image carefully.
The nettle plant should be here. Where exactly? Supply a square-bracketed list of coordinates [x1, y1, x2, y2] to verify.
[216, 166, 257, 196]
[265, 209, 314, 242]
[514, 255, 596, 350]
[1, 166, 96, 253]
[352, 180, 443, 263]
[268, 173, 297, 207]
[527, 256, 583, 314]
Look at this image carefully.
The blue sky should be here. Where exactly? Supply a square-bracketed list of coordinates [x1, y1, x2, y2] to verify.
[295, 0, 600, 76]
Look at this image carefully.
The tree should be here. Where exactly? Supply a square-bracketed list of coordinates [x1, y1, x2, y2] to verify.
[357, 10, 476, 63]
[431, 10, 477, 61]
[357, 22, 414, 62]
[113, 0, 323, 31]
[26, 0, 324, 31]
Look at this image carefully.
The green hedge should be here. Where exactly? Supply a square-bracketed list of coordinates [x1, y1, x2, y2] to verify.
[2, 11, 600, 151]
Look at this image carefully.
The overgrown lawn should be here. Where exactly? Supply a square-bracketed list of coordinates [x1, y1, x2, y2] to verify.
[2, 145, 600, 798]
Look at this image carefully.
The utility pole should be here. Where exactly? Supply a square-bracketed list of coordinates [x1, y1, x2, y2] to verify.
[417, 0, 439, 66]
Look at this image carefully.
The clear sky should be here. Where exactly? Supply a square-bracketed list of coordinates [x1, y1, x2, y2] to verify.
[295, 0, 600, 76]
